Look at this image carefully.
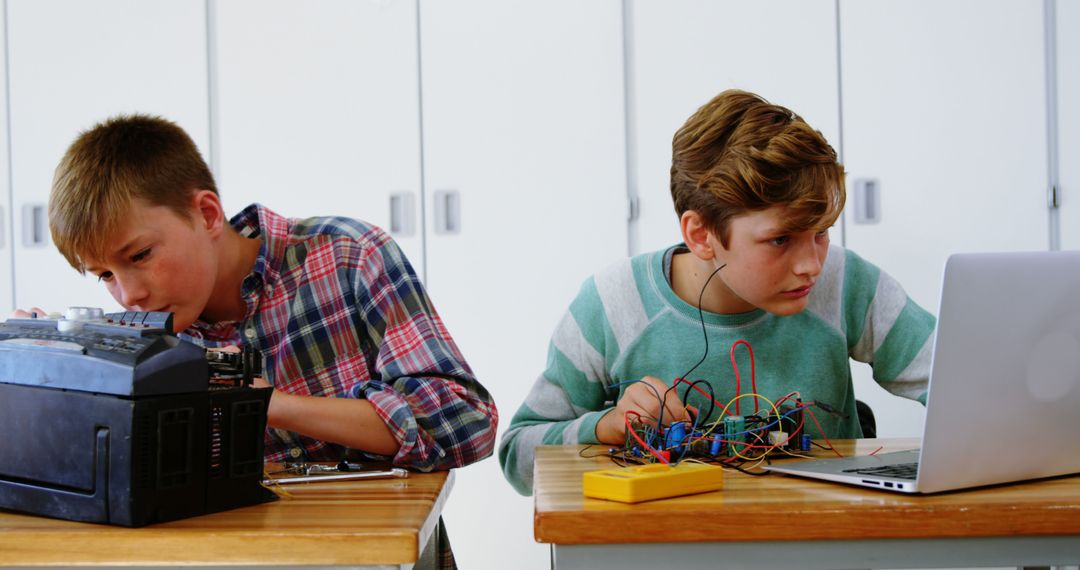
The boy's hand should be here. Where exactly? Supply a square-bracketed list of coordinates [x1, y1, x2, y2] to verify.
[595, 376, 693, 445]
[10, 307, 49, 319]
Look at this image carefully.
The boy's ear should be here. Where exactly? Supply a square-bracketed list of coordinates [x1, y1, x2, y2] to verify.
[680, 210, 720, 261]
[191, 189, 226, 236]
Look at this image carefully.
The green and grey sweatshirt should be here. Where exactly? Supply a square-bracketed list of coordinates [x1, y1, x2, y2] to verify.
[498, 244, 936, 495]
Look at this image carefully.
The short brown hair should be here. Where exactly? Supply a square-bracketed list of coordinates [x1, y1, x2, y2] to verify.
[50, 114, 217, 273]
[670, 90, 845, 246]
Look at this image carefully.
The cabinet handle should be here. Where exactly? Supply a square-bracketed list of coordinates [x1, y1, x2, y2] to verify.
[389, 192, 416, 237]
[22, 204, 49, 247]
[853, 179, 881, 225]
[434, 190, 460, 235]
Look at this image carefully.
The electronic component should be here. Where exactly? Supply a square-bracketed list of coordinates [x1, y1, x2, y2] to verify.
[0, 309, 276, 527]
[614, 393, 835, 468]
[723, 415, 746, 457]
[583, 462, 724, 503]
[665, 421, 688, 456]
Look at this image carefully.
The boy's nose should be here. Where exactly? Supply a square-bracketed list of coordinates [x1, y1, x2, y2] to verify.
[793, 241, 824, 277]
[115, 276, 150, 309]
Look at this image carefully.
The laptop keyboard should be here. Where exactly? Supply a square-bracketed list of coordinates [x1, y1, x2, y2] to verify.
[842, 462, 919, 480]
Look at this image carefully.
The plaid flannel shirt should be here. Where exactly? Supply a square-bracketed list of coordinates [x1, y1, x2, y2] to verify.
[184, 204, 497, 471]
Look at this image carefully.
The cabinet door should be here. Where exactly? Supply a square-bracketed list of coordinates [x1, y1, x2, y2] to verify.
[630, 0, 841, 254]
[0, 6, 11, 315]
[8, 0, 210, 312]
[840, 0, 1048, 436]
[1059, 0, 1080, 249]
[211, 0, 424, 269]
[419, 2, 627, 568]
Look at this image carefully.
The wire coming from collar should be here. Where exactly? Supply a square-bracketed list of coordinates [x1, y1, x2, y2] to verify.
[678, 263, 726, 382]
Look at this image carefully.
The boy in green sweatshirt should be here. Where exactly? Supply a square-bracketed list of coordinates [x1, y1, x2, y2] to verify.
[499, 89, 935, 495]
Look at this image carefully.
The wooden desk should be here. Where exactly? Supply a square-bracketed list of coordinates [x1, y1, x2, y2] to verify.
[534, 440, 1080, 569]
[0, 467, 452, 569]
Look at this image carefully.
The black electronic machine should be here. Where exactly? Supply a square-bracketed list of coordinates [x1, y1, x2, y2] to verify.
[0, 308, 276, 527]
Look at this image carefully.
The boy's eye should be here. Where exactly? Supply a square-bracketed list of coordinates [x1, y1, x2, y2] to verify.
[131, 248, 152, 262]
[770, 236, 790, 246]
[97, 271, 114, 283]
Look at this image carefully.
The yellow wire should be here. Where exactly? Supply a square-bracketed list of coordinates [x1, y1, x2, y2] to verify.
[693, 392, 785, 460]
[635, 390, 810, 464]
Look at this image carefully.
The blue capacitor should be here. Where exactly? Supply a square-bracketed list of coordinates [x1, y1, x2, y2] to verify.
[709, 436, 722, 456]
[800, 433, 812, 452]
[665, 421, 687, 453]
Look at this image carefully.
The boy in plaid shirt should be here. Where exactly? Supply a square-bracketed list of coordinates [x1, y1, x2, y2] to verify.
[42, 114, 497, 472]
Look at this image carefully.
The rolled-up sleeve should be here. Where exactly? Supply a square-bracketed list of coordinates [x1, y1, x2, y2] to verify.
[349, 232, 497, 471]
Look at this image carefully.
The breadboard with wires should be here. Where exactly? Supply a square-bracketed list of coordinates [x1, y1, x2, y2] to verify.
[600, 339, 848, 474]
[591, 262, 851, 476]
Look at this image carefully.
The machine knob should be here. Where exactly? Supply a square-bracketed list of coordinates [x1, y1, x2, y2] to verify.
[65, 306, 105, 321]
[57, 306, 105, 333]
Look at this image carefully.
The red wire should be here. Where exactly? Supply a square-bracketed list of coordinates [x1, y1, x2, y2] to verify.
[804, 407, 844, 458]
[729, 340, 757, 414]
[774, 391, 801, 408]
[674, 377, 724, 411]
[624, 411, 670, 465]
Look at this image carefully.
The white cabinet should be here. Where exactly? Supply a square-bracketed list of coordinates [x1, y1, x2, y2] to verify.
[418, 2, 626, 568]
[7, 0, 210, 312]
[1058, 0, 1080, 249]
[210, 2, 628, 567]
[211, 0, 425, 269]
[630, 0, 841, 254]
[839, 0, 1049, 436]
[0, 6, 11, 316]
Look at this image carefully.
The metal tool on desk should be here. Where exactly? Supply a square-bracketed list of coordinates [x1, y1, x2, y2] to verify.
[264, 460, 408, 485]
[302, 460, 365, 475]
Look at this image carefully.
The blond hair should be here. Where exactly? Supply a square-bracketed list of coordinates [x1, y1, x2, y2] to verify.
[49, 114, 216, 272]
[670, 89, 845, 246]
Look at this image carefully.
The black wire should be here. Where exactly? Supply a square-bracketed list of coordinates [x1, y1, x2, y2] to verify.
[679, 263, 727, 381]
[654, 384, 681, 446]
[580, 445, 646, 468]
[578, 445, 607, 459]
[724, 461, 772, 477]
[609, 454, 632, 467]
[630, 379, 666, 449]
[625, 260, 725, 458]
[632, 379, 665, 413]
[680, 379, 716, 424]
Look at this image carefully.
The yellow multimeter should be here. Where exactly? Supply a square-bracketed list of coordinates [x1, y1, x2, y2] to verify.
[582, 462, 724, 503]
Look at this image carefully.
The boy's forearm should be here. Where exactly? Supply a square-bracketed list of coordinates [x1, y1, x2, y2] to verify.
[266, 391, 400, 456]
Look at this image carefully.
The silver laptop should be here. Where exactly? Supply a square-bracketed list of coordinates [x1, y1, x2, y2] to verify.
[766, 251, 1080, 493]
